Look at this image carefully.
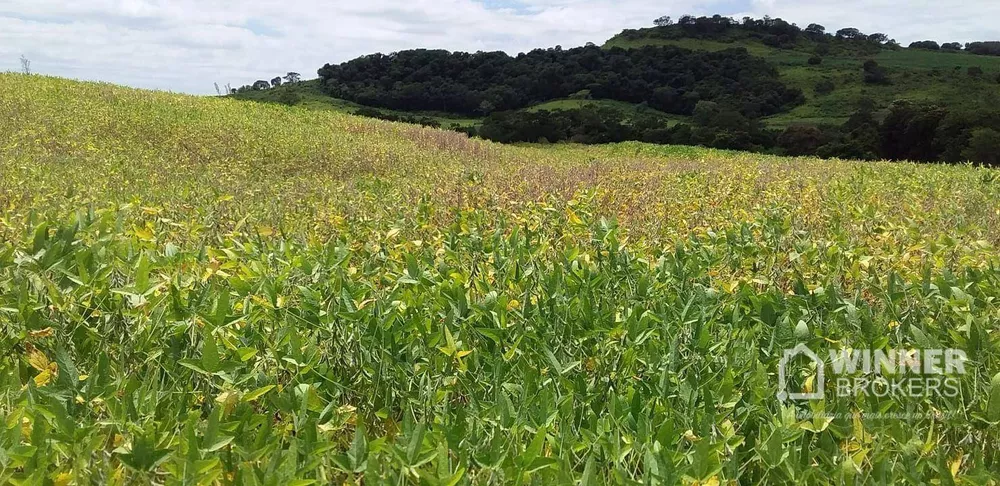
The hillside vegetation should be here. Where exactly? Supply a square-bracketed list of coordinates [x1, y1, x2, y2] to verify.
[3, 74, 1000, 484]
[240, 15, 1000, 164]
[607, 18, 1000, 127]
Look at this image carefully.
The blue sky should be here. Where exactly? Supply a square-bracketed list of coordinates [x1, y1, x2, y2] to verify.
[2, 0, 998, 95]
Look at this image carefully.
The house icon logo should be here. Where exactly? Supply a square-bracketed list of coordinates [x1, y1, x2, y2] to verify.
[777, 344, 825, 402]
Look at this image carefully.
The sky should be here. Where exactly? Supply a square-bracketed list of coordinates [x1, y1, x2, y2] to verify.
[2, 0, 998, 95]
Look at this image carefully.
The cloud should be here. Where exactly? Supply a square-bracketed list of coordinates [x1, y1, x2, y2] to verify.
[2, 1, 998, 94]
[741, 0, 1000, 43]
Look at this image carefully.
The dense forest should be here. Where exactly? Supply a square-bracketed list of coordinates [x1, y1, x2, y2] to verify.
[317, 45, 804, 117]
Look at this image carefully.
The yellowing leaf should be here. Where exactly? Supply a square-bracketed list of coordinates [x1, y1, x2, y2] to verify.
[28, 327, 54, 339]
[566, 208, 583, 225]
[949, 454, 963, 477]
[34, 368, 56, 387]
[134, 226, 155, 241]
[53, 472, 73, 486]
[27, 348, 51, 371]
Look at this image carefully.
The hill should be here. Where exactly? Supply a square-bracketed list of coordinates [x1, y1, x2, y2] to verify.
[237, 15, 1000, 164]
[607, 19, 1000, 127]
[3, 74, 1000, 484]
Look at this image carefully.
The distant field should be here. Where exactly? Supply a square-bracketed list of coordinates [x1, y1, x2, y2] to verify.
[526, 98, 688, 126]
[3, 75, 1000, 484]
[233, 79, 480, 129]
[242, 84, 689, 130]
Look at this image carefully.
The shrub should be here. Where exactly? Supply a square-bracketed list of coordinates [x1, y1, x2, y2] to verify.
[778, 125, 825, 155]
[963, 127, 1000, 165]
[814, 79, 836, 95]
[863, 60, 891, 85]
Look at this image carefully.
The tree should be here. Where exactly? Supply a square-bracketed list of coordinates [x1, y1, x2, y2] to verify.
[653, 16, 673, 27]
[966, 41, 1000, 56]
[867, 33, 889, 44]
[835, 28, 865, 40]
[863, 60, 890, 85]
[252, 80, 271, 90]
[941, 42, 962, 51]
[908, 40, 940, 50]
[271, 77, 282, 88]
[804, 24, 826, 36]
[962, 128, 1000, 165]
[20, 55, 30, 75]
[284, 72, 301, 84]
[778, 125, 825, 155]
[317, 45, 802, 117]
[879, 101, 947, 161]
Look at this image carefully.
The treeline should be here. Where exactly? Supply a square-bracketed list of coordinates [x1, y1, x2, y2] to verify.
[466, 101, 1000, 166]
[233, 72, 302, 93]
[966, 42, 1000, 56]
[909, 41, 1000, 56]
[630, 15, 1000, 58]
[475, 106, 671, 145]
[624, 15, 894, 52]
[352, 107, 442, 128]
[318, 45, 803, 117]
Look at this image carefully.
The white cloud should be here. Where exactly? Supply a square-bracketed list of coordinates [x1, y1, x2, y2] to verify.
[1, 1, 998, 94]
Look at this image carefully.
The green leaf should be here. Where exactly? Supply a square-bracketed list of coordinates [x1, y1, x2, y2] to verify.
[31, 222, 49, 254]
[178, 359, 211, 376]
[988, 372, 1000, 422]
[54, 344, 79, 392]
[794, 320, 810, 341]
[243, 385, 275, 402]
[542, 347, 562, 375]
[135, 253, 150, 292]
[520, 427, 546, 467]
[580, 454, 596, 486]
[348, 423, 368, 472]
[201, 331, 220, 373]
[760, 302, 776, 326]
[237, 347, 259, 362]
[203, 436, 235, 452]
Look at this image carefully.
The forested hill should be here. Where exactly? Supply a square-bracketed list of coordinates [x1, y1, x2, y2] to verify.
[316, 45, 803, 118]
[235, 15, 1000, 166]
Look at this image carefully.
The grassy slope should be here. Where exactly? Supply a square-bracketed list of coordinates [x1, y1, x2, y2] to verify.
[232, 79, 481, 129]
[3, 74, 1000, 483]
[526, 98, 689, 126]
[605, 31, 1000, 128]
[240, 82, 691, 130]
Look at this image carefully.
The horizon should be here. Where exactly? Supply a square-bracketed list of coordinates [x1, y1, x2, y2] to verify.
[3, 1, 1000, 95]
